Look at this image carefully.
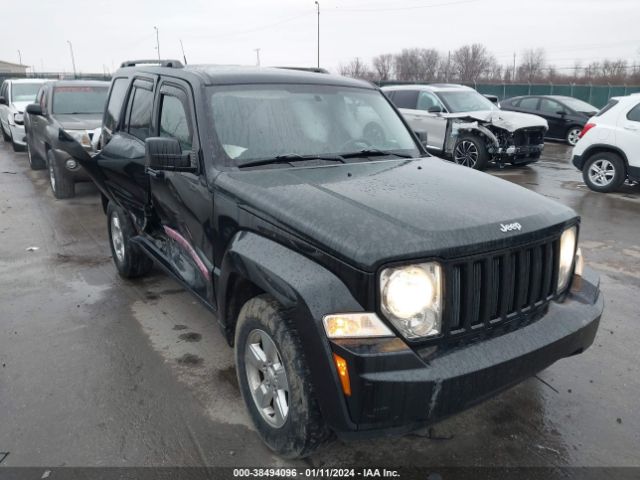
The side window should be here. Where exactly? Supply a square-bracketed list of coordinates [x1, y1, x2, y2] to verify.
[626, 103, 640, 122]
[159, 94, 192, 150]
[417, 91, 441, 111]
[596, 100, 618, 117]
[0, 82, 6, 99]
[539, 99, 562, 114]
[103, 78, 130, 134]
[390, 90, 419, 109]
[519, 97, 539, 110]
[124, 84, 154, 141]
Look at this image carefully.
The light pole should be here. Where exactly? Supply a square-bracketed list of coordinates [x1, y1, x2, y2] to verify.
[180, 39, 188, 65]
[67, 41, 77, 78]
[154, 26, 161, 61]
[254, 48, 261, 67]
[17, 49, 22, 66]
[315, 1, 320, 69]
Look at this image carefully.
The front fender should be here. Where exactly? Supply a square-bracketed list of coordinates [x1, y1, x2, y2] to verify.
[218, 230, 363, 431]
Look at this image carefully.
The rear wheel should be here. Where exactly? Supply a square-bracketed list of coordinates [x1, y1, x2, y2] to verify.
[107, 203, 153, 278]
[47, 150, 75, 198]
[235, 294, 332, 458]
[566, 126, 582, 146]
[583, 152, 626, 193]
[453, 134, 489, 170]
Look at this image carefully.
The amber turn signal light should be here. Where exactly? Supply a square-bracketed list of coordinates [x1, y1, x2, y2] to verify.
[333, 353, 352, 397]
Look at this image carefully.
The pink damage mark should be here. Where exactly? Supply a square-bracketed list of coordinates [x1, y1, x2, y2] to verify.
[163, 226, 211, 281]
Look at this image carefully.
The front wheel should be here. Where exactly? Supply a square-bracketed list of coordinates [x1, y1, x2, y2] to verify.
[235, 295, 332, 458]
[583, 152, 626, 193]
[47, 150, 75, 198]
[107, 203, 153, 278]
[1, 125, 10, 142]
[453, 134, 489, 170]
[27, 139, 46, 170]
[566, 126, 582, 146]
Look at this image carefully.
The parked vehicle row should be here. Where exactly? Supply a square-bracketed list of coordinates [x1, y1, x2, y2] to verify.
[5, 60, 599, 458]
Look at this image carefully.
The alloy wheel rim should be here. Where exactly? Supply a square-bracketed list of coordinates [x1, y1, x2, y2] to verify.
[588, 159, 615, 186]
[245, 329, 289, 428]
[110, 213, 126, 263]
[454, 140, 478, 168]
[568, 128, 581, 146]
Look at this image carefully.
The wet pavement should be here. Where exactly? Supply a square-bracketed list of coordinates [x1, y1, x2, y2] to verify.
[0, 140, 638, 468]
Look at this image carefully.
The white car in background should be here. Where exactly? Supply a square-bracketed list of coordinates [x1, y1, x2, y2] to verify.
[572, 93, 640, 192]
[0, 78, 47, 151]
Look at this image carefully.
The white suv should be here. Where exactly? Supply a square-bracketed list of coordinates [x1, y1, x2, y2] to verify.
[572, 93, 640, 192]
[0, 78, 47, 151]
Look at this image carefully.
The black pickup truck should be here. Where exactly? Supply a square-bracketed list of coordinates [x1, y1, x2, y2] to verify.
[58, 60, 603, 458]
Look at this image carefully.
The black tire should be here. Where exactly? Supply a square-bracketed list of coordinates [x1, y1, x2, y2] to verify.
[453, 134, 490, 170]
[47, 150, 75, 198]
[582, 152, 626, 193]
[566, 126, 582, 146]
[1, 125, 10, 142]
[27, 137, 46, 170]
[106, 202, 153, 278]
[235, 294, 332, 458]
[11, 134, 25, 152]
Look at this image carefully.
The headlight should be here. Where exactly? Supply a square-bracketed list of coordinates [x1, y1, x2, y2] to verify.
[13, 112, 24, 125]
[558, 226, 577, 292]
[380, 262, 442, 339]
[66, 129, 92, 148]
[322, 313, 394, 339]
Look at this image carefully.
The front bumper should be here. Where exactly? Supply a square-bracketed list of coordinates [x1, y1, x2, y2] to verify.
[52, 148, 91, 182]
[9, 123, 26, 146]
[327, 266, 602, 437]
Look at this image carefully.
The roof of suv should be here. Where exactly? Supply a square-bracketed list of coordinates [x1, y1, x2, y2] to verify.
[381, 84, 474, 93]
[46, 80, 110, 88]
[2, 78, 48, 85]
[116, 64, 375, 89]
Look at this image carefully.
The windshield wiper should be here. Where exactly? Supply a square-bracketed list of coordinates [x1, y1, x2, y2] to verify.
[237, 153, 346, 168]
[340, 149, 414, 159]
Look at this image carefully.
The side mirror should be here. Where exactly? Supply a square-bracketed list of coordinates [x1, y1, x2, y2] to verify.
[427, 105, 443, 114]
[145, 137, 193, 171]
[556, 110, 567, 116]
[414, 130, 428, 147]
[26, 103, 43, 116]
[0, 96, 7, 105]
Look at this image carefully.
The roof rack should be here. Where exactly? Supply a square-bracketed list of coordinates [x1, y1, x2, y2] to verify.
[120, 59, 184, 68]
[274, 66, 329, 74]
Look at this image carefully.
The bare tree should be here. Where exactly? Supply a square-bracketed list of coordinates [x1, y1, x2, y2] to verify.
[393, 48, 441, 82]
[338, 58, 373, 80]
[372, 54, 394, 82]
[601, 59, 628, 83]
[518, 48, 546, 82]
[452, 44, 493, 82]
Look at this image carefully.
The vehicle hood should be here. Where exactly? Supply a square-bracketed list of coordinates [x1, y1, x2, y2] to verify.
[217, 158, 575, 271]
[445, 110, 548, 131]
[11, 101, 30, 113]
[55, 113, 103, 131]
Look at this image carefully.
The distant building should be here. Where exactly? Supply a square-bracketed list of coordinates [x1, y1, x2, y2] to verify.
[0, 60, 28, 75]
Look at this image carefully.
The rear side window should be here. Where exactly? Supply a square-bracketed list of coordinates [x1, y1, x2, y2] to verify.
[626, 103, 640, 122]
[125, 85, 154, 140]
[104, 78, 130, 133]
[390, 90, 419, 109]
[160, 95, 192, 150]
[596, 100, 618, 117]
[519, 97, 539, 110]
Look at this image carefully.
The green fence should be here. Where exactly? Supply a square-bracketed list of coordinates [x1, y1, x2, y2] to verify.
[469, 83, 640, 108]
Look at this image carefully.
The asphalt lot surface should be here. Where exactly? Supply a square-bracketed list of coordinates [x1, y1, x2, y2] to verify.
[0, 140, 638, 468]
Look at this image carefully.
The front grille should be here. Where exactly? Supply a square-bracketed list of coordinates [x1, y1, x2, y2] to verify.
[443, 236, 559, 337]
[513, 128, 545, 147]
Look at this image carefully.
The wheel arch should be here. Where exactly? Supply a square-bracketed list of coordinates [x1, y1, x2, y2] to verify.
[217, 230, 363, 432]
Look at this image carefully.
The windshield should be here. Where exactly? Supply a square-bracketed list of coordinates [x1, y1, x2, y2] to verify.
[11, 83, 43, 103]
[53, 86, 109, 114]
[208, 84, 420, 165]
[559, 97, 598, 113]
[437, 90, 498, 113]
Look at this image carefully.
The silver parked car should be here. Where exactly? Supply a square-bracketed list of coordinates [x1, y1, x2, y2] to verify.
[0, 78, 48, 151]
[383, 84, 548, 170]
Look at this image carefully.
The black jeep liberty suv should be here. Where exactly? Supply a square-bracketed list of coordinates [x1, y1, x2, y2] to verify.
[59, 60, 603, 458]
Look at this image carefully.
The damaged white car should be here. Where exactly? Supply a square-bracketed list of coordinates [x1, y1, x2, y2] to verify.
[383, 84, 548, 170]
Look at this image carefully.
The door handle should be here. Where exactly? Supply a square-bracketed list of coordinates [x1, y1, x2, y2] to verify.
[145, 167, 165, 179]
[624, 125, 639, 131]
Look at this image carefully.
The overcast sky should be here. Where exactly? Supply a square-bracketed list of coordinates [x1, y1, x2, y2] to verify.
[1, 0, 638, 75]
